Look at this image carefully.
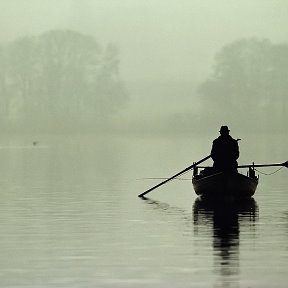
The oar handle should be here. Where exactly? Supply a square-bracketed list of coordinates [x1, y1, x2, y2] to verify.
[138, 155, 211, 198]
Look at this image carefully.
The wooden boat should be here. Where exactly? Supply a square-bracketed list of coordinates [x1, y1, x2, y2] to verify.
[138, 156, 286, 199]
[192, 167, 258, 199]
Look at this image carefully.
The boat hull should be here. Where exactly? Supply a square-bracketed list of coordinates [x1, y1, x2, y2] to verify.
[192, 172, 258, 199]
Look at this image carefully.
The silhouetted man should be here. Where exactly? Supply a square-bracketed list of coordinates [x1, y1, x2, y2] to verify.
[211, 126, 239, 172]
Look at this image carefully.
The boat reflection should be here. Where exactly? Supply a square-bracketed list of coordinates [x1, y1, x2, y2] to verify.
[193, 197, 258, 286]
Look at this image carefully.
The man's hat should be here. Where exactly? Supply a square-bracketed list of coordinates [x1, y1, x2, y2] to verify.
[219, 126, 230, 133]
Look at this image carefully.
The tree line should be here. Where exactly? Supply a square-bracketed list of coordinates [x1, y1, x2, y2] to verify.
[0, 30, 128, 132]
[197, 38, 287, 133]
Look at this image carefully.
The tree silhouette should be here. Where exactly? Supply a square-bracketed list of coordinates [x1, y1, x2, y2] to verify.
[0, 30, 128, 131]
[198, 38, 287, 131]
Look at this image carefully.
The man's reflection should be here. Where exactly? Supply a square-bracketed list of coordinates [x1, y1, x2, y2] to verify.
[193, 198, 258, 286]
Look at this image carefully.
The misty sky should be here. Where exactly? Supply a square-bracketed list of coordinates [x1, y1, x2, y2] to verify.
[1, 0, 288, 83]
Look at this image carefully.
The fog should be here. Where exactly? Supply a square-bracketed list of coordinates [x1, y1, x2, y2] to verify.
[0, 0, 287, 136]
[0, 3, 287, 286]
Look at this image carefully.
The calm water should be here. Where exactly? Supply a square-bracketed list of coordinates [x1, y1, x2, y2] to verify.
[0, 134, 287, 287]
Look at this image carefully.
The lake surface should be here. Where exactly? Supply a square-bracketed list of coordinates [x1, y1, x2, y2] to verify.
[0, 134, 287, 287]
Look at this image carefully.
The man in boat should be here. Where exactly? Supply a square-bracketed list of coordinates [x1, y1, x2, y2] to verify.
[211, 126, 239, 172]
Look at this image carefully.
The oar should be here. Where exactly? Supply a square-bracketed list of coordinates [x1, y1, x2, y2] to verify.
[138, 155, 211, 198]
[197, 161, 288, 169]
[237, 161, 288, 169]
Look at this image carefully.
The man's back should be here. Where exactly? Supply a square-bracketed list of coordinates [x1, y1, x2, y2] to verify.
[211, 126, 239, 171]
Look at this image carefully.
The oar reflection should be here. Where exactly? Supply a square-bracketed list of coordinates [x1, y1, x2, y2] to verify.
[140, 196, 192, 222]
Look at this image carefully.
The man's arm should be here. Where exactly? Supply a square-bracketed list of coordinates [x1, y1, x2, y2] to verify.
[234, 140, 240, 160]
[211, 140, 218, 161]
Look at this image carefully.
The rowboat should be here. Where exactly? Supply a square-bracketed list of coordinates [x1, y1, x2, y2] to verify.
[138, 156, 286, 199]
[192, 167, 259, 199]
